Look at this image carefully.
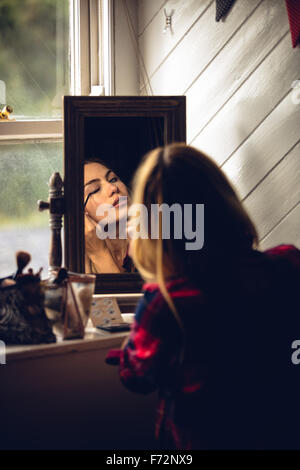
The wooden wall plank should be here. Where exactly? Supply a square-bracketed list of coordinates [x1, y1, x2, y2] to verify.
[138, 0, 167, 36]
[259, 203, 300, 250]
[187, 0, 289, 144]
[137, 0, 300, 249]
[139, 0, 213, 90]
[191, 34, 300, 167]
[114, 0, 139, 95]
[140, 0, 260, 94]
[221, 92, 300, 200]
[243, 141, 300, 240]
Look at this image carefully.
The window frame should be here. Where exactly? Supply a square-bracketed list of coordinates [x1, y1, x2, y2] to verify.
[0, 0, 114, 144]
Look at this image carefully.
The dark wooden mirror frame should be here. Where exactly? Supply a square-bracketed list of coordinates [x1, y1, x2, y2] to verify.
[64, 96, 186, 294]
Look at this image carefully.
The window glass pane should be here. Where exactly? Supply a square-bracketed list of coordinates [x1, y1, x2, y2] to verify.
[0, 142, 63, 278]
[0, 0, 69, 119]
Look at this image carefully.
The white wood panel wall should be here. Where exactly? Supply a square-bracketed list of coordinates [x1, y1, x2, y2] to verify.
[114, 0, 139, 95]
[137, 0, 300, 249]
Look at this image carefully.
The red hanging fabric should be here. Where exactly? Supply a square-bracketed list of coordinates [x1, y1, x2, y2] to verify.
[215, 0, 237, 22]
[285, 0, 300, 47]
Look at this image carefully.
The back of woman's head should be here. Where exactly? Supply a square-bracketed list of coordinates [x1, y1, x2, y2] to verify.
[130, 143, 258, 285]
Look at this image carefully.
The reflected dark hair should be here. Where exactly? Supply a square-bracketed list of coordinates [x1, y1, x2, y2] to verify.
[84, 157, 110, 168]
[84, 157, 131, 189]
[84, 157, 131, 194]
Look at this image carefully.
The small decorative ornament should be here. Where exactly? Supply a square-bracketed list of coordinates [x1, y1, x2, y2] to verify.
[285, 0, 300, 48]
[0, 104, 15, 121]
[163, 8, 174, 34]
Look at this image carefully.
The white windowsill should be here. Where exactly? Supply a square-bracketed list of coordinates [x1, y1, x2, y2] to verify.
[5, 315, 134, 363]
[0, 120, 63, 142]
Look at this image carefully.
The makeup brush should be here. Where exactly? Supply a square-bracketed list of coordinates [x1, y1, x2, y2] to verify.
[13, 251, 31, 279]
[53, 267, 68, 284]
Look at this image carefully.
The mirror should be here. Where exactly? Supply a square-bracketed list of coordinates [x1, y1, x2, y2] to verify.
[64, 96, 186, 293]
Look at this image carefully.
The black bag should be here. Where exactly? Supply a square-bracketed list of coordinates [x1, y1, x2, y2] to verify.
[0, 252, 56, 345]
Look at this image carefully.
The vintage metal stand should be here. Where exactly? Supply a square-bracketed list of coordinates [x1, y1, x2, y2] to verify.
[38, 172, 64, 277]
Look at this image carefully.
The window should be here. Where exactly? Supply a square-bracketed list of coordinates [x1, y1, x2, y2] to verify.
[0, 0, 113, 278]
[0, 142, 63, 276]
[0, 0, 69, 119]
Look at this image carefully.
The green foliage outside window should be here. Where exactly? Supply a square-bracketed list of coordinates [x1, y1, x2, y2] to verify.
[0, 0, 69, 117]
[0, 143, 63, 227]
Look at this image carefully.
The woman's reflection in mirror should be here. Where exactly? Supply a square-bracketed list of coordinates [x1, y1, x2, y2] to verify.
[84, 158, 135, 273]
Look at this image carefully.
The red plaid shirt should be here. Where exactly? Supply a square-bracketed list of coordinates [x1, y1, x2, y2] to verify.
[106, 245, 300, 449]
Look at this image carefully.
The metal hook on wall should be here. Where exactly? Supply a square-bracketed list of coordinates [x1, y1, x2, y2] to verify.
[163, 8, 174, 34]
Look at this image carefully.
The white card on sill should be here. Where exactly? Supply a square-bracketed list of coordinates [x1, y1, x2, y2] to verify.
[90, 297, 124, 328]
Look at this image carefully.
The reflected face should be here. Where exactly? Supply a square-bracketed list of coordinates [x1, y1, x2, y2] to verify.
[84, 162, 129, 222]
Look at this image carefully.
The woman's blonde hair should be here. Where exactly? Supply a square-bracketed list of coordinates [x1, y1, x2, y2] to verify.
[130, 143, 258, 328]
